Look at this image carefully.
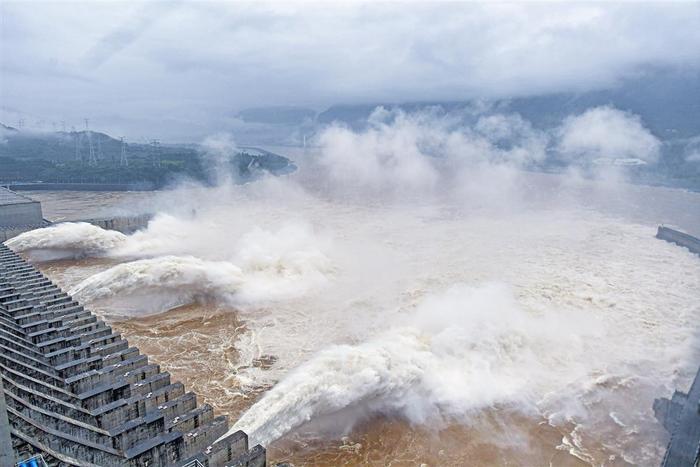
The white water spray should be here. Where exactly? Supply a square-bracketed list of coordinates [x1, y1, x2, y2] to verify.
[6, 222, 126, 258]
[66, 222, 334, 310]
[223, 283, 604, 446]
[68, 255, 245, 304]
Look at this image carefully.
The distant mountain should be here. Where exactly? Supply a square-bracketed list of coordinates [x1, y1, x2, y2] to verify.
[0, 127, 296, 188]
[0, 130, 124, 162]
[313, 68, 700, 190]
[505, 69, 700, 140]
[318, 68, 700, 140]
[236, 106, 317, 125]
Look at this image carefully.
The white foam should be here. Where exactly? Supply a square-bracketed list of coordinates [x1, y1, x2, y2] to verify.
[224, 283, 604, 446]
[68, 223, 334, 311]
[6, 222, 126, 258]
[69, 255, 245, 305]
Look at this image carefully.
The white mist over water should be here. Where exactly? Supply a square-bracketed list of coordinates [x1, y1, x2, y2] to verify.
[50, 221, 334, 313]
[7, 106, 700, 464]
[228, 283, 605, 447]
[25, 189, 697, 464]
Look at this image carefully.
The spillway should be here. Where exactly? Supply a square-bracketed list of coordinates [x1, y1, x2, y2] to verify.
[0, 243, 265, 466]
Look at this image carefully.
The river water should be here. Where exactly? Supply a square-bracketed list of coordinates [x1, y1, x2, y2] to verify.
[14, 175, 700, 466]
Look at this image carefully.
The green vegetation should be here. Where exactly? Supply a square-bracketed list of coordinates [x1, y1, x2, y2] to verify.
[0, 129, 295, 188]
[0, 156, 201, 186]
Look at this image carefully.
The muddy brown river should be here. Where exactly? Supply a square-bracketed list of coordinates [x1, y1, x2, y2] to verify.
[14, 181, 700, 466]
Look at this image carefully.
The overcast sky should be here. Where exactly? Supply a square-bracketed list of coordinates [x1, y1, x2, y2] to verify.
[1, 1, 699, 141]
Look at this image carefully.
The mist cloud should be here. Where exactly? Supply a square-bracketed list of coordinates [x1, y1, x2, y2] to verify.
[557, 106, 661, 164]
[313, 106, 551, 200]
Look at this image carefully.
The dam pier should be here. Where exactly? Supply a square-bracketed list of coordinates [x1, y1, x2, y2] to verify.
[0, 243, 265, 466]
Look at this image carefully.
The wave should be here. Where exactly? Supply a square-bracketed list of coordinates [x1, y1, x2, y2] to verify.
[223, 283, 602, 446]
[69, 256, 245, 304]
[69, 235, 333, 309]
[6, 222, 127, 259]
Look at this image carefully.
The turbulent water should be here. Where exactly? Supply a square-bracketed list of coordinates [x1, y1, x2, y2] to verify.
[13, 179, 700, 466]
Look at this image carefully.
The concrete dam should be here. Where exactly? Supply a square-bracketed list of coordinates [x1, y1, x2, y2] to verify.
[656, 225, 700, 256]
[0, 188, 49, 243]
[0, 185, 151, 242]
[1, 186, 699, 466]
[0, 243, 265, 466]
[654, 226, 700, 466]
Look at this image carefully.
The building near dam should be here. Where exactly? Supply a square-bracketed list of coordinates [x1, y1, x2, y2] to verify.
[0, 188, 46, 242]
[0, 187, 43, 228]
[0, 243, 265, 466]
[0, 186, 153, 242]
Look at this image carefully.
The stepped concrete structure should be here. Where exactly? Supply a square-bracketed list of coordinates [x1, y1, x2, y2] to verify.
[654, 226, 700, 466]
[0, 243, 265, 466]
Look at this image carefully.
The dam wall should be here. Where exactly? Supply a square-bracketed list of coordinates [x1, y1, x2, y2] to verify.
[654, 225, 700, 465]
[8, 182, 156, 192]
[0, 215, 151, 242]
[2, 186, 152, 240]
[654, 363, 700, 466]
[0, 225, 47, 243]
[656, 226, 700, 255]
[80, 214, 153, 234]
[0, 244, 266, 466]
[0, 187, 49, 243]
[0, 202, 43, 230]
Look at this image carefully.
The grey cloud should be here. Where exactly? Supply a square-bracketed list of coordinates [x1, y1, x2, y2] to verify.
[1, 1, 699, 141]
[82, 3, 180, 69]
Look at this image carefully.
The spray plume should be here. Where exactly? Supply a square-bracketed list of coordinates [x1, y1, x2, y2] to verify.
[223, 283, 602, 446]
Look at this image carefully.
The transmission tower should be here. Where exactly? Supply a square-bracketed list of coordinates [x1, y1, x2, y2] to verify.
[73, 127, 82, 163]
[120, 137, 128, 167]
[97, 134, 104, 161]
[17, 119, 24, 129]
[150, 139, 161, 168]
[85, 119, 97, 166]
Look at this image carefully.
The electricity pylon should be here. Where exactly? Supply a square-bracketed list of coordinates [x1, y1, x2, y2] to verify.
[120, 137, 128, 167]
[85, 119, 97, 166]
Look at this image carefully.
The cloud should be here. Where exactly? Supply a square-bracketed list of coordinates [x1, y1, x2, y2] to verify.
[1, 2, 699, 140]
[557, 106, 661, 164]
[82, 2, 181, 68]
